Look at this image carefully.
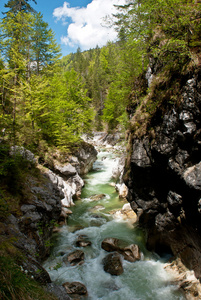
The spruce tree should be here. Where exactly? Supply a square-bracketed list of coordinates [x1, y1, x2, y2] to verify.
[3, 0, 37, 14]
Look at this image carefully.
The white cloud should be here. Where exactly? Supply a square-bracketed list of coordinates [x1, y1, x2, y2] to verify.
[53, 0, 126, 50]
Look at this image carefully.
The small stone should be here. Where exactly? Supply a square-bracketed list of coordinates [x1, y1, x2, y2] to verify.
[90, 194, 106, 201]
[101, 238, 119, 252]
[64, 250, 84, 266]
[75, 235, 92, 247]
[62, 281, 88, 297]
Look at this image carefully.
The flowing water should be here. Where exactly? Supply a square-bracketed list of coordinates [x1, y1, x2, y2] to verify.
[43, 148, 185, 300]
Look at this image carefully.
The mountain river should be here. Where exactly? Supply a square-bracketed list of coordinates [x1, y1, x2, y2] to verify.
[43, 147, 185, 300]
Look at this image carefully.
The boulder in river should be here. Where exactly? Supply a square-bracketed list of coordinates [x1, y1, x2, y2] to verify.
[101, 237, 119, 252]
[46, 283, 71, 300]
[121, 244, 141, 262]
[102, 252, 124, 276]
[90, 194, 106, 201]
[89, 205, 105, 212]
[64, 250, 84, 266]
[62, 281, 88, 298]
[75, 235, 92, 247]
[111, 203, 138, 224]
[101, 237, 141, 262]
[90, 214, 107, 227]
[115, 183, 128, 199]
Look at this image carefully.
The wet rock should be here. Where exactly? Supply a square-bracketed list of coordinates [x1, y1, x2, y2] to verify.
[90, 194, 106, 201]
[62, 281, 88, 298]
[101, 237, 141, 262]
[102, 281, 120, 291]
[115, 183, 128, 198]
[121, 244, 141, 262]
[89, 205, 105, 212]
[75, 235, 92, 247]
[101, 238, 119, 252]
[164, 258, 201, 300]
[102, 252, 124, 276]
[64, 250, 85, 266]
[111, 203, 137, 223]
[46, 283, 71, 300]
[90, 215, 107, 227]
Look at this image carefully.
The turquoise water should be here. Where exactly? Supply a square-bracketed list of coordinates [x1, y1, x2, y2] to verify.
[43, 149, 185, 300]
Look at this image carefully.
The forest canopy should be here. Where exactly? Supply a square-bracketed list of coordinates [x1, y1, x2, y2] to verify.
[0, 1, 94, 153]
[0, 0, 201, 152]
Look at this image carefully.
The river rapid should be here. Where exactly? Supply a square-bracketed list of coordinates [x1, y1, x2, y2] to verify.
[43, 146, 185, 300]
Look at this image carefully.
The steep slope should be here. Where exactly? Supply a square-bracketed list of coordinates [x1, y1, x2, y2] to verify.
[124, 65, 201, 280]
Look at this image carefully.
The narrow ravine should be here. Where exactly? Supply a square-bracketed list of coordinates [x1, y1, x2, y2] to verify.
[43, 147, 185, 300]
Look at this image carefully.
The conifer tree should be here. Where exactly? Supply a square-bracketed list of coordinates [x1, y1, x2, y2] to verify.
[31, 13, 61, 75]
[4, 0, 37, 14]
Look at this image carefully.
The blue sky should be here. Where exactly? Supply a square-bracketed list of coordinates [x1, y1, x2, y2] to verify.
[0, 0, 126, 57]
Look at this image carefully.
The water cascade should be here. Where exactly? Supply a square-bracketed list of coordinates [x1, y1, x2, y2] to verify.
[43, 147, 185, 300]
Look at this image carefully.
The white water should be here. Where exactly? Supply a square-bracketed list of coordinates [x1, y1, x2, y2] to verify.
[43, 149, 185, 299]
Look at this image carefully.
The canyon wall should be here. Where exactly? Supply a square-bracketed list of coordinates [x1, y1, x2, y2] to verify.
[125, 68, 201, 280]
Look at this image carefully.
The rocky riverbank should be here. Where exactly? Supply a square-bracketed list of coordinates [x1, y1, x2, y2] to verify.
[0, 141, 97, 298]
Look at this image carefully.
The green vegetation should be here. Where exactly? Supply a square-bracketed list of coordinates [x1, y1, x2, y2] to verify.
[60, 0, 200, 133]
[0, 255, 57, 300]
[0, 5, 94, 152]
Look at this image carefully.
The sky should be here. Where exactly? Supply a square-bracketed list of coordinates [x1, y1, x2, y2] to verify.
[0, 0, 126, 57]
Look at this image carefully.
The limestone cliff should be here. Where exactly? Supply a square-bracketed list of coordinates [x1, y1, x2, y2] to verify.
[124, 67, 201, 280]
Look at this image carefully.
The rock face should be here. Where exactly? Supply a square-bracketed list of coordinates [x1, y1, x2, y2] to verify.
[125, 71, 201, 279]
[1, 140, 97, 287]
[74, 141, 98, 175]
[10, 146, 37, 163]
[3, 173, 62, 284]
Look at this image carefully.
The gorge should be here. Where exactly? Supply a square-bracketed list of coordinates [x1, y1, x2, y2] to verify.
[0, 1, 201, 299]
[43, 137, 186, 299]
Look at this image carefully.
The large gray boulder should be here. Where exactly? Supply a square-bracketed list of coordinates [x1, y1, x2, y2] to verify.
[54, 163, 77, 178]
